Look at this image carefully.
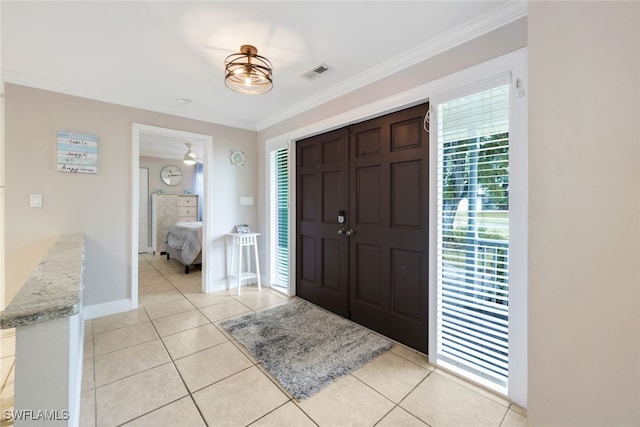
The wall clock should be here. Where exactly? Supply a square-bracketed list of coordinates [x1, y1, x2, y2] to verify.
[229, 149, 245, 166]
[160, 165, 183, 186]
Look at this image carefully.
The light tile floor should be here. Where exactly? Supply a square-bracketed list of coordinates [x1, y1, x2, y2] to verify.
[2, 253, 529, 426]
[0, 328, 15, 427]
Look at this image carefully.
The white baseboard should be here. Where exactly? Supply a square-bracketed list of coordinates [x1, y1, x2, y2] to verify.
[203, 278, 229, 293]
[83, 298, 134, 319]
[204, 277, 264, 293]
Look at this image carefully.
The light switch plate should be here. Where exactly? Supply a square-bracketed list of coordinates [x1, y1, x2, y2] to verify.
[30, 194, 42, 208]
[240, 196, 254, 206]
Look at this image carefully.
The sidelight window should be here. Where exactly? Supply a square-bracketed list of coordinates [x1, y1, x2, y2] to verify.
[269, 147, 289, 290]
[434, 81, 512, 391]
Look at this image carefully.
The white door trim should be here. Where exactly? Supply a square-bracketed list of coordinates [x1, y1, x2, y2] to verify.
[0, 81, 5, 311]
[264, 139, 294, 297]
[427, 50, 528, 406]
[263, 48, 528, 407]
[131, 124, 214, 307]
[138, 167, 150, 253]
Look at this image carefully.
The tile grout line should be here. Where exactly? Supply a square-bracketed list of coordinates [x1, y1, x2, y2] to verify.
[139, 258, 291, 425]
[129, 257, 523, 426]
[97, 258, 198, 426]
[203, 295, 311, 425]
[140, 264, 210, 427]
[389, 371, 435, 426]
[91, 348, 172, 389]
[220, 295, 433, 427]
[138, 257, 322, 426]
[92, 317, 151, 337]
[161, 269, 287, 425]
[387, 346, 435, 371]
[0, 358, 15, 391]
[92, 336, 158, 360]
[430, 368, 513, 409]
[497, 405, 511, 427]
[85, 259, 139, 425]
[90, 329, 97, 427]
[111, 395, 196, 427]
[349, 365, 434, 426]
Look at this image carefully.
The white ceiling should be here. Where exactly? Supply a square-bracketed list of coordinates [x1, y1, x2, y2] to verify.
[139, 131, 205, 161]
[1, 1, 526, 136]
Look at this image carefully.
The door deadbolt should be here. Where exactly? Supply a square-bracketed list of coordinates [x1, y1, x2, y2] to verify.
[338, 210, 346, 224]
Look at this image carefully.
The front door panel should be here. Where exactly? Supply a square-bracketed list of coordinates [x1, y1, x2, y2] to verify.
[349, 104, 429, 352]
[296, 103, 429, 353]
[296, 128, 349, 317]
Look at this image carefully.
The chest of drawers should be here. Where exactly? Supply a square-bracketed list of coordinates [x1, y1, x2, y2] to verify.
[151, 194, 199, 254]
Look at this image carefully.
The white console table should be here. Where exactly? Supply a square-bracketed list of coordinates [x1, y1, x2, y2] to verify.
[227, 233, 261, 296]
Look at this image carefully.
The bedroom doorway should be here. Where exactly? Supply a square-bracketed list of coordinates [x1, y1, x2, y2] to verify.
[131, 124, 214, 308]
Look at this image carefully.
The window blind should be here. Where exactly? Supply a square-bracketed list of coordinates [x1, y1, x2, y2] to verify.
[436, 83, 510, 388]
[269, 147, 289, 288]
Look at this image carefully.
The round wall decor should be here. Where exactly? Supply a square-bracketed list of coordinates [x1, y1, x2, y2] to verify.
[229, 150, 245, 166]
[160, 165, 183, 186]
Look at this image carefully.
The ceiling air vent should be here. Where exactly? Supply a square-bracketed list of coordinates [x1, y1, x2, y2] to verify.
[301, 63, 332, 81]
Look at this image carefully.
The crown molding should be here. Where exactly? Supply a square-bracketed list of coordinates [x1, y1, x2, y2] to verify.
[2, 70, 257, 131]
[256, 0, 528, 131]
[3, 2, 528, 133]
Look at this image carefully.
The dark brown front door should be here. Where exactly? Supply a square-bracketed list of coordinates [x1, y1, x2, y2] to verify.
[296, 128, 349, 317]
[296, 103, 429, 353]
[348, 104, 429, 352]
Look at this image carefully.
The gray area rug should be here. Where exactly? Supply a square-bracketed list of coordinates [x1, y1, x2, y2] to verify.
[220, 299, 392, 399]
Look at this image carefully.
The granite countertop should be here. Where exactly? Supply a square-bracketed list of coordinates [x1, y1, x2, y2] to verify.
[0, 234, 85, 329]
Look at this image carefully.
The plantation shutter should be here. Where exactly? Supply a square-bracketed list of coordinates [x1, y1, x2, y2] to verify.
[269, 147, 289, 288]
[436, 82, 511, 389]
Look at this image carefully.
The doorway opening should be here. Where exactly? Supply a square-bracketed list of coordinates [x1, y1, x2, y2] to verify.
[130, 124, 213, 307]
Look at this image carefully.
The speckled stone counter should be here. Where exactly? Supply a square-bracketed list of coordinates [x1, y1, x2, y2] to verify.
[2, 234, 86, 426]
[0, 234, 85, 329]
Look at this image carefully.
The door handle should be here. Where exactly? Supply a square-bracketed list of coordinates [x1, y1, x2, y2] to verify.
[346, 229, 354, 237]
[337, 228, 346, 236]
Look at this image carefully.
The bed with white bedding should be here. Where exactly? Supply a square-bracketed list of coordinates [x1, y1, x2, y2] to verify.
[165, 221, 202, 274]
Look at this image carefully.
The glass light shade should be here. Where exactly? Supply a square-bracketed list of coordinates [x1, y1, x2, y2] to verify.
[225, 45, 273, 95]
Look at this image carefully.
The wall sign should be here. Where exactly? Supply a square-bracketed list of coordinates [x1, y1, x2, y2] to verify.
[57, 131, 98, 174]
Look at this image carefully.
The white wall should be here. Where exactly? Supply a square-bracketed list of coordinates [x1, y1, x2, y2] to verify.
[4, 84, 258, 306]
[528, 2, 640, 425]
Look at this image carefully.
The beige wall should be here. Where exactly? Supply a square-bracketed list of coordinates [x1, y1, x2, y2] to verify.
[528, 2, 640, 425]
[140, 156, 198, 196]
[5, 2, 639, 422]
[257, 18, 527, 141]
[256, 18, 528, 299]
[4, 84, 258, 306]
[254, 4, 640, 422]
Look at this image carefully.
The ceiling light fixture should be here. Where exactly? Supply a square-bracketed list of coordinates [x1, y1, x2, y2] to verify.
[183, 142, 197, 165]
[224, 44, 273, 95]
